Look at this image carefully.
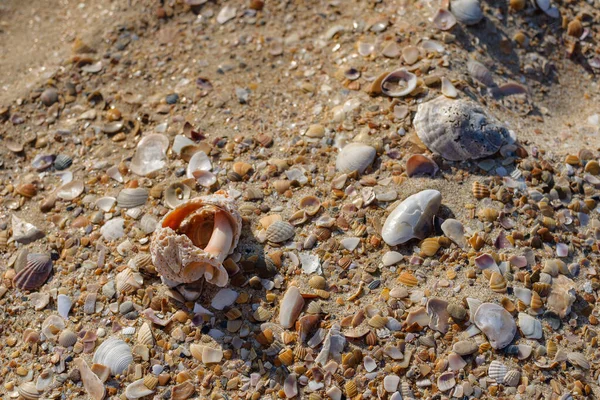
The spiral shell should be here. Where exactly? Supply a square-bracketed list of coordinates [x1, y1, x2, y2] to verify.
[150, 192, 242, 285]
[413, 96, 511, 161]
[92, 337, 133, 376]
[336, 142, 376, 174]
[266, 220, 295, 244]
[13, 253, 53, 291]
[488, 360, 508, 383]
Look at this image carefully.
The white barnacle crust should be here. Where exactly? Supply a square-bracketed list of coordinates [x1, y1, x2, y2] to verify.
[150, 191, 242, 286]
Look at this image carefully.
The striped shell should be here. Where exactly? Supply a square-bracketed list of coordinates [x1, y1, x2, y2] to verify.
[266, 220, 295, 243]
[13, 253, 53, 291]
[420, 237, 441, 257]
[137, 322, 154, 346]
[117, 188, 149, 208]
[54, 154, 73, 170]
[489, 272, 507, 293]
[92, 337, 133, 376]
[17, 382, 40, 400]
[58, 329, 78, 347]
[472, 181, 490, 199]
[399, 272, 418, 286]
[488, 360, 508, 383]
[503, 370, 521, 387]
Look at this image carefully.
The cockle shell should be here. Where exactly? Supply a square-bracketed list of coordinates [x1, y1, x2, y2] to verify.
[266, 220, 295, 244]
[413, 96, 511, 161]
[336, 142, 376, 174]
[473, 303, 516, 349]
[488, 360, 508, 383]
[381, 69, 417, 97]
[17, 382, 40, 400]
[92, 337, 133, 375]
[150, 192, 242, 285]
[451, 0, 483, 25]
[382, 189, 442, 245]
[467, 60, 494, 87]
[13, 253, 53, 290]
[130, 134, 169, 176]
[503, 370, 521, 387]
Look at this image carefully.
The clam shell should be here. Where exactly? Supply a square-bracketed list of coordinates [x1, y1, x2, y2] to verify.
[164, 182, 191, 209]
[13, 253, 53, 290]
[192, 170, 217, 187]
[517, 312, 542, 339]
[381, 69, 417, 97]
[467, 60, 494, 87]
[472, 181, 490, 199]
[336, 142, 376, 174]
[54, 154, 73, 170]
[57, 180, 84, 201]
[433, 9, 457, 30]
[473, 303, 516, 349]
[58, 329, 78, 347]
[567, 352, 590, 370]
[437, 371, 456, 392]
[299, 196, 321, 216]
[266, 220, 295, 243]
[74, 358, 106, 400]
[381, 189, 442, 245]
[92, 337, 133, 375]
[488, 360, 508, 383]
[427, 298, 450, 333]
[441, 76, 458, 98]
[187, 151, 212, 179]
[41, 315, 65, 340]
[130, 134, 169, 176]
[451, 0, 483, 25]
[140, 214, 158, 234]
[18, 382, 40, 400]
[117, 188, 148, 208]
[116, 268, 143, 294]
[413, 96, 510, 161]
[405, 154, 438, 177]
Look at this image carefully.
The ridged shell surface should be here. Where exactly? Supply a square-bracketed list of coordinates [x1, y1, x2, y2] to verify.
[18, 382, 40, 400]
[93, 337, 133, 375]
[117, 188, 149, 208]
[451, 0, 483, 25]
[488, 360, 508, 383]
[382, 190, 442, 245]
[266, 220, 295, 243]
[335, 142, 376, 174]
[13, 253, 53, 290]
[54, 154, 73, 170]
[413, 96, 510, 161]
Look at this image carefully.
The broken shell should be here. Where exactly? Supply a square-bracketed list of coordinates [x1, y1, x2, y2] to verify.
[488, 360, 508, 383]
[279, 286, 305, 329]
[117, 188, 149, 209]
[137, 322, 154, 346]
[115, 268, 143, 294]
[74, 358, 105, 400]
[150, 193, 242, 285]
[336, 142, 376, 174]
[478, 207, 499, 222]
[517, 312, 542, 339]
[441, 76, 458, 98]
[187, 151, 212, 179]
[164, 182, 192, 209]
[41, 315, 65, 340]
[472, 181, 490, 199]
[433, 9, 457, 30]
[451, 0, 483, 25]
[16, 183, 37, 198]
[57, 180, 84, 201]
[441, 219, 467, 248]
[489, 272, 507, 293]
[299, 196, 321, 216]
[266, 220, 295, 243]
[473, 303, 516, 349]
[427, 298, 450, 333]
[13, 253, 53, 290]
[130, 134, 169, 176]
[92, 337, 133, 375]
[125, 378, 155, 399]
[567, 352, 589, 370]
[381, 69, 417, 97]
[413, 96, 510, 161]
[405, 155, 438, 177]
[382, 189, 442, 245]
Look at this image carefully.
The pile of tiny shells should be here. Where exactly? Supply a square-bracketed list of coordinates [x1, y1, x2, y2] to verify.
[1, 0, 600, 399]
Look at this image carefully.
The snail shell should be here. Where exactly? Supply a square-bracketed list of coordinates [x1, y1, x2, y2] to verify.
[336, 142, 376, 174]
[413, 96, 511, 161]
[150, 192, 242, 285]
[92, 337, 133, 375]
[13, 253, 53, 291]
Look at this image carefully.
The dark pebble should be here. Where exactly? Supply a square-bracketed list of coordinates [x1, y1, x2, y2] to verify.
[166, 93, 179, 104]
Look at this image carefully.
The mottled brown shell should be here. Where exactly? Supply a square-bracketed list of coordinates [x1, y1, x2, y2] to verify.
[150, 192, 242, 286]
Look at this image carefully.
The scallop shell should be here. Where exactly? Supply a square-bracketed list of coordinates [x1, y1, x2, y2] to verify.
[117, 188, 148, 208]
[54, 154, 73, 170]
[488, 360, 508, 383]
[137, 322, 154, 346]
[164, 182, 191, 209]
[150, 192, 242, 285]
[344, 380, 358, 398]
[381, 69, 417, 97]
[58, 329, 78, 347]
[336, 142, 376, 174]
[467, 60, 494, 87]
[413, 96, 511, 161]
[473, 303, 516, 349]
[382, 189, 442, 245]
[13, 253, 53, 290]
[503, 370, 521, 387]
[92, 337, 133, 375]
[451, 0, 483, 25]
[405, 154, 438, 177]
[432, 9, 457, 30]
[437, 371, 456, 392]
[368, 315, 388, 328]
[116, 268, 143, 294]
[398, 271, 418, 286]
[18, 382, 40, 400]
[266, 220, 295, 243]
[489, 272, 507, 293]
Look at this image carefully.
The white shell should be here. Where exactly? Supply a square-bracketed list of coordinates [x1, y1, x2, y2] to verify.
[381, 69, 417, 97]
[473, 303, 516, 349]
[137, 322, 154, 346]
[451, 0, 483, 25]
[441, 219, 467, 248]
[117, 188, 148, 208]
[517, 312, 542, 339]
[488, 360, 508, 383]
[503, 370, 521, 387]
[92, 337, 133, 375]
[432, 9, 457, 30]
[279, 286, 305, 329]
[427, 298, 449, 333]
[125, 378, 154, 399]
[57, 180, 84, 201]
[96, 196, 116, 212]
[335, 142, 376, 174]
[130, 134, 169, 176]
[57, 294, 72, 319]
[413, 96, 510, 161]
[441, 77, 458, 98]
[187, 151, 212, 179]
[437, 371, 456, 392]
[382, 190, 442, 245]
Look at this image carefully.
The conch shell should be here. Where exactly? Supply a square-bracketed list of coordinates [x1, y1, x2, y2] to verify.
[150, 192, 242, 286]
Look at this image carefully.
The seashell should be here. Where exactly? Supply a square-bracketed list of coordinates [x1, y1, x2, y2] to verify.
[402, 46, 420, 65]
[467, 60, 494, 86]
[16, 183, 37, 198]
[75, 358, 105, 400]
[164, 182, 191, 209]
[427, 298, 450, 333]
[137, 322, 154, 346]
[171, 381, 195, 400]
[405, 154, 438, 177]
[125, 378, 155, 399]
[503, 370, 521, 387]
[18, 381, 40, 400]
[192, 170, 217, 187]
[57, 294, 72, 319]
[117, 188, 148, 209]
[308, 275, 327, 290]
[279, 286, 305, 328]
[472, 181, 490, 199]
[345, 380, 358, 397]
[489, 271, 507, 293]
[530, 290, 544, 312]
[232, 161, 253, 177]
[266, 220, 295, 243]
[382, 189, 442, 245]
[336, 142, 376, 174]
[150, 192, 242, 285]
[500, 297, 516, 313]
[54, 154, 73, 170]
[432, 9, 457, 30]
[273, 180, 291, 194]
[381, 69, 417, 97]
[116, 268, 143, 294]
[140, 214, 158, 235]
[440, 76, 458, 98]
[368, 314, 388, 328]
[584, 160, 600, 175]
[567, 352, 589, 370]
[92, 337, 133, 375]
[41, 315, 65, 340]
[130, 134, 169, 176]
[437, 371, 456, 392]
[517, 312, 542, 339]
[398, 271, 418, 286]
[299, 196, 321, 216]
[413, 96, 510, 161]
[440, 219, 467, 249]
[306, 301, 322, 315]
[143, 375, 159, 390]
[278, 348, 294, 366]
[56, 180, 84, 201]
[478, 207, 499, 222]
[473, 303, 516, 349]
[451, 0, 483, 25]
[546, 275, 576, 318]
[13, 253, 53, 290]
[420, 237, 440, 257]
